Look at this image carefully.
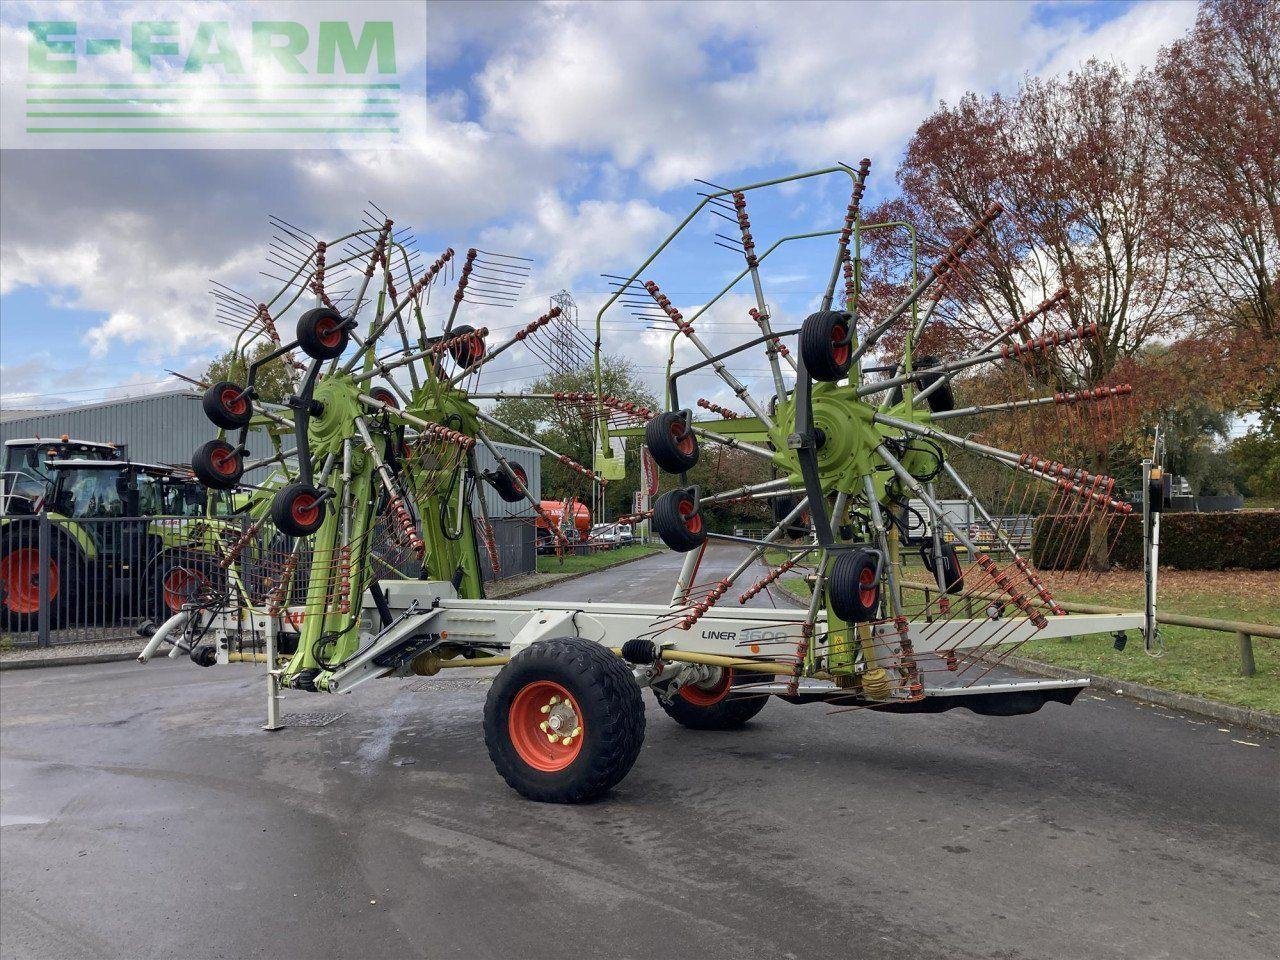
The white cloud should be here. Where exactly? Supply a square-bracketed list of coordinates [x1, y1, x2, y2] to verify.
[1, 0, 1202, 402]
[1040, 1, 1198, 78]
[481, 192, 672, 284]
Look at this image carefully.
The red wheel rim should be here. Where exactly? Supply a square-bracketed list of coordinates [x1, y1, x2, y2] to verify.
[831, 324, 849, 365]
[858, 565, 878, 609]
[670, 419, 695, 456]
[678, 497, 702, 534]
[212, 447, 239, 476]
[316, 316, 342, 348]
[0, 548, 57, 614]
[220, 387, 247, 416]
[679, 667, 733, 706]
[371, 388, 398, 409]
[508, 680, 584, 772]
[512, 464, 527, 486]
[290, 493, 320, 528]
[163, 567, 206, 614]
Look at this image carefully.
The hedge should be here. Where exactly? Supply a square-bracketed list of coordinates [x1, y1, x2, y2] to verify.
[1031, 510, 1280, 571]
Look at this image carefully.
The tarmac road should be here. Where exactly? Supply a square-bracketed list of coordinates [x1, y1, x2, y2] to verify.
[2, 546, 1277, 960]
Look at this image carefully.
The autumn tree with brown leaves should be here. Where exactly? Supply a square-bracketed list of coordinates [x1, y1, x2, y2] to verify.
[1156, 0, 1280, 340]
[862, 0, 1280, 557]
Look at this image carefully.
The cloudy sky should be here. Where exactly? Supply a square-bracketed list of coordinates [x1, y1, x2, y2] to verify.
[0, 0, 1197, 412]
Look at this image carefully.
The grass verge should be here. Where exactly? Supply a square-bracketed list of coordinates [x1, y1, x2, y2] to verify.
[536, 542, 663, 576]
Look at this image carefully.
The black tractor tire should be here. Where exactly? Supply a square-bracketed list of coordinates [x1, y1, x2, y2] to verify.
[652, 489, 706, 553]
[202, 381, 253, 429]
[645, 411, 699, 474]
[484, 636, 645, 803]
[270, 483, 327, 537]
[488, 463, 528, 503]
[447, 324, 485, 367]
[829, 547, 882, 623]
[799, 310, 854, 382]
[296, 306, 349, 360]
[191, 439, 244, 490]
[654, 668, 771, 730]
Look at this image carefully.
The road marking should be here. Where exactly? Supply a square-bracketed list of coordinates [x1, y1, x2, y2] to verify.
[1231, 739, 1260, 747]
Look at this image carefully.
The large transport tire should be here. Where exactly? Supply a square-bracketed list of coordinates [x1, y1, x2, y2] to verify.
[655, 667, 770, 730]
[645, 411, 699, 474]
[0, 530, 79, 632]
[296, 306, 349, 360]
[484, 636, 645, 803]
[202, 381, 252, 429]
[271, 483, 326, 537]
[828, 547, 881, 623]
[799, 310, 854, 382]
[652, 488, 706, 553]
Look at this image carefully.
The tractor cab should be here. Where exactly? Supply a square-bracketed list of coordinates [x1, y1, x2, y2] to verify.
[44, 460, 232, 520]
[0, 438, 122, 516]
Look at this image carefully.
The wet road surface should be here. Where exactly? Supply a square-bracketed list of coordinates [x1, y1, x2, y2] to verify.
[2, 547, 1277, 959]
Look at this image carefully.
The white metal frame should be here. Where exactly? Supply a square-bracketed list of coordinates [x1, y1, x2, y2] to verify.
[140, 579, 1144, 728]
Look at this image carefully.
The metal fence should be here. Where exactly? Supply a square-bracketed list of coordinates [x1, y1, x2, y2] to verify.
[1, 511, 535, 647]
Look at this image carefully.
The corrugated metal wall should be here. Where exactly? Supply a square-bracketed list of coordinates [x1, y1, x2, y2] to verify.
[0, 391, 276, 465]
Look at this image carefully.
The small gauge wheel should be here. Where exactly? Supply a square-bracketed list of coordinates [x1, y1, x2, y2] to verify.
[271, 483, 327, 537]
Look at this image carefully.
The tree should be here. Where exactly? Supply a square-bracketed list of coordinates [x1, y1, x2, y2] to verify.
[1155, 0, 1280, 340]
[867, 61, 1189, 567]
[866, 60, 1182, 387]
[203, 341, 294, 404]
[488, 356, 659, 517]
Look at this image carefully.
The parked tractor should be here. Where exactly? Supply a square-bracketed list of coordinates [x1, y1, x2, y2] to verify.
[0, 437, 122, 516]
[0, 458, 238, 630]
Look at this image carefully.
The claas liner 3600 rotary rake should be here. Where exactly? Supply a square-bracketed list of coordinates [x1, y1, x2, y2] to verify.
[139, 166, 1164, 803]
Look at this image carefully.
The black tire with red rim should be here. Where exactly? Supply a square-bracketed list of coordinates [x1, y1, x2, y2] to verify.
[296, 306, 349, 360]
[644, 411, 699, 474]
[270, 483, 327, 537]
[488, 463, 528, 503]
[652, 488, 706, 553]
[654, 667, 770, 730]
[446, 324, 485, 367]
[829, 547, 881, 623]
[191, 439, 244, 490]
[368, 386, 399, 409]
[920, 541, 965, 595]
[201, 380, 253, 429]
[799, 310, 854, 382]
[484, 636, 645, 803]
[771, 494, 811, 539]
[151, 551, 221, 620]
